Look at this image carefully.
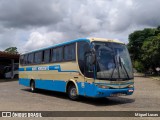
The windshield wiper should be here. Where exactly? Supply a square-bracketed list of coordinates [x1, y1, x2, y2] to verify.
[110, 56, 130, 80]
[119, 56, 130, 79]
[110, 56, 118, 80]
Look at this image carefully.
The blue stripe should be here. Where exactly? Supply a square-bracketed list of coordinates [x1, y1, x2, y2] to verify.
[19, 68, 24, 71]
[19, 78, 30, 87]
[26, 67, 33, 71]
[35, 80, 66, 92]
[49, 65, 60, 71]
[19, 65, 78, 72]
[19, 78, 66, 92]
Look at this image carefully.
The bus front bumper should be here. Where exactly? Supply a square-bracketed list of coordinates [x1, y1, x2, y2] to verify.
[93, 87, 134, 98]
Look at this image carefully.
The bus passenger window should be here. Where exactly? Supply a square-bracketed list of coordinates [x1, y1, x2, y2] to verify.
[64, 44, 75, 61]
[44, 49, 50, 63]
[52, 47, 63, 62]
[34, 51, 42, 64]
[28, 53, 34, 64]
[24, 54, 28, 65]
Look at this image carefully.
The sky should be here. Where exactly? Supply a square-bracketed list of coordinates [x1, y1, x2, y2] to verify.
[0, 0, 160, 53]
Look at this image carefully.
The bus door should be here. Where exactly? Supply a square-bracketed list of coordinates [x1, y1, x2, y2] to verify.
[84, 52, 95, 79]
[84, 52, 96, 95]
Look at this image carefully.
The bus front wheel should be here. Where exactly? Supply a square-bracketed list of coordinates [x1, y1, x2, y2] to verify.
[68, 84, 79, 100]
[30, 80, 36, 92]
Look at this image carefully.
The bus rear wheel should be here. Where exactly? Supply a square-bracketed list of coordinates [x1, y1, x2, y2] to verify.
[30, 80, 36, 92]
[68, 84, 79, 100]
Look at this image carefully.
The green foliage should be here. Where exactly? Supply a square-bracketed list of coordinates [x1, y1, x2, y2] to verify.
[134, 61, 145, 72]
[128, 28, 157, 61]
[141, 35, 160, 69]
[128, 26, 160, 73]
[4, 47, 18, 54]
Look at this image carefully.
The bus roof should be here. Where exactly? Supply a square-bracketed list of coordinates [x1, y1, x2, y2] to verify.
[22, 37, 124, 55]
[89, 37, 124, 44]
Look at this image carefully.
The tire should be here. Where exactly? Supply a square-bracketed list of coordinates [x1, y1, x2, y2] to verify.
[68, 84, 79, 100]
[30, 81, 36, 92]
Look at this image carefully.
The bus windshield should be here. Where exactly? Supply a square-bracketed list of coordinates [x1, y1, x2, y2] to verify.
[92, 42, 133, 80]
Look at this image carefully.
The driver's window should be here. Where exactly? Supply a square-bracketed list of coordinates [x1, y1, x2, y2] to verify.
[85, 53, 94, 72]
[84, 53, 95, 78]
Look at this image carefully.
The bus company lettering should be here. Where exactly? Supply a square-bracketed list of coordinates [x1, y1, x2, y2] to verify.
[32, 67, 49, 71]
[38, 66, 49, 71]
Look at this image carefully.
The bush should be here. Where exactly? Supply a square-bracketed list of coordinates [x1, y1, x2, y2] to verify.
[134, 61, 145, 72]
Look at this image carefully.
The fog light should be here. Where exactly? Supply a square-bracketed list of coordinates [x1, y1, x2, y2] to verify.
[128, 89, 134, 92]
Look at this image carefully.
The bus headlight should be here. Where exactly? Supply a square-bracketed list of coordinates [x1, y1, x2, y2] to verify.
[128, 84, 134, 88]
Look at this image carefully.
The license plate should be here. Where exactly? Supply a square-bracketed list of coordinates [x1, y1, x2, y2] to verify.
[110, 93, 126, 97]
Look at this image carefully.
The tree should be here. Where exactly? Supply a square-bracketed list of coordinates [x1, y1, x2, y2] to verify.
[128, 26, 160, 73]
[141, 35, 160, 72]
[134, 60, 145, 72]
[4, 47, 18, 54]
[128, 28, 156, 61]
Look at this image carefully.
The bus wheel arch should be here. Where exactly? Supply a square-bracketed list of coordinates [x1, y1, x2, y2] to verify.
[30, 79, 36, 92]
[66, 80, 79, 100]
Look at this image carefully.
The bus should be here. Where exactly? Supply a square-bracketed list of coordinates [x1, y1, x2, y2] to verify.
[19, 38, 134, 100]
[4, 63, 19, 79]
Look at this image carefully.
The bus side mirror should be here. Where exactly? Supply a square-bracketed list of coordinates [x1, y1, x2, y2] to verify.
[91, 48, 96, 65]
[86, 51, 96, 65]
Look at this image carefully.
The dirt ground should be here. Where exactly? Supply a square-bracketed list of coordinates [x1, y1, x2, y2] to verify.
[0, 77, 159, 120]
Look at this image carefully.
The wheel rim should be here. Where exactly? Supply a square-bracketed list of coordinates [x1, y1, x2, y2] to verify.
[31, 82, 34, 91]
[70, 88, 77, 97]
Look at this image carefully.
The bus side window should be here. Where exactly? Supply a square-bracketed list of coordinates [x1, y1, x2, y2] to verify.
[34, 51, 42, 64]
[24, 54, 28, 65]
[28, 53, 34, 64]
[44, 49, 51, 63]
[64, 43, 75, 61]
[52, 47, 63, 62]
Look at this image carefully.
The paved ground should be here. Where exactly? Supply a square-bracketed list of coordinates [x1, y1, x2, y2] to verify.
[0, 77, 160, 120]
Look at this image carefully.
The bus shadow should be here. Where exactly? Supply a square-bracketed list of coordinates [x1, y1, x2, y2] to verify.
[21, 88, 135, 106]
[80, 97, 135, 106]
[21, 88, 68, 99]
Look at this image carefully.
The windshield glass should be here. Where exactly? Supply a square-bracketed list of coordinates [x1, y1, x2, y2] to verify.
[93, 42, 133, 80]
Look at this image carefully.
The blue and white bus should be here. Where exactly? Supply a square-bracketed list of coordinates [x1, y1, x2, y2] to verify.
[19, 38, 134, 100]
